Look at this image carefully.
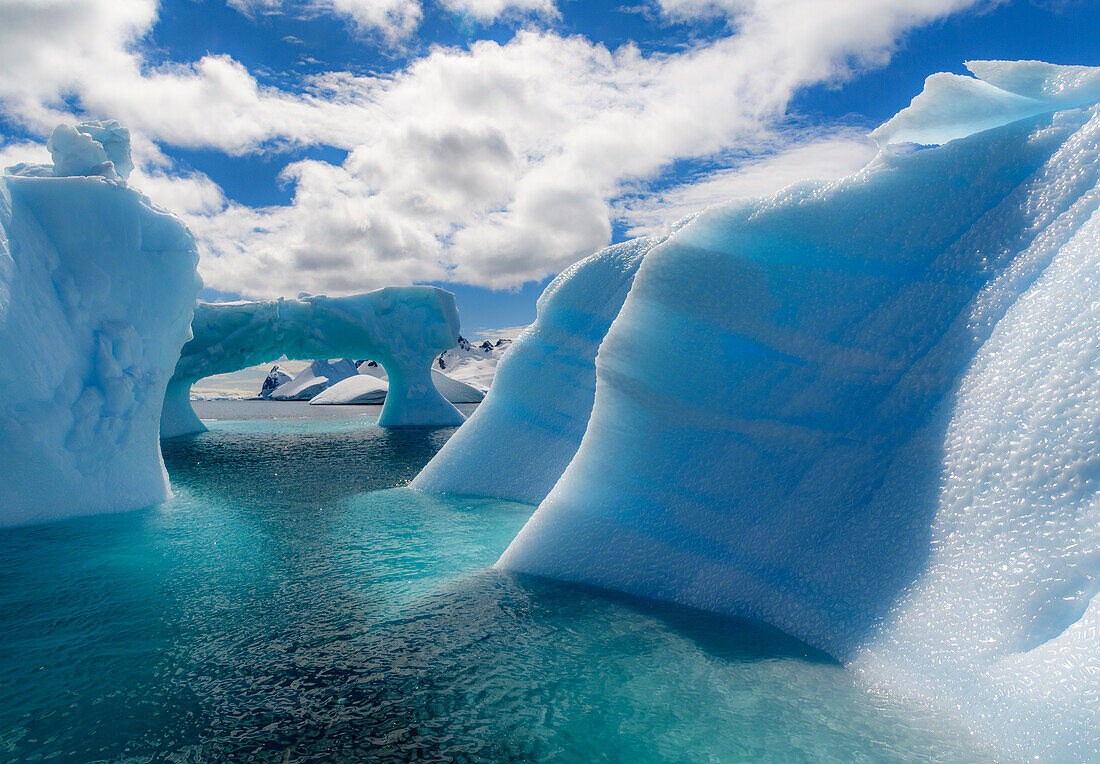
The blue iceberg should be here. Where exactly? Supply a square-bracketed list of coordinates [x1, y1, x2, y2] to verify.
[417, 61, 1100, 760]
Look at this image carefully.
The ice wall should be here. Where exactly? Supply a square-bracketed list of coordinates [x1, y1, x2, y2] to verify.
[421, 62, 1098, 760]
[162, 287, 465, 437]
[0, 124, 200, 528]
[412, 235, 669, 504]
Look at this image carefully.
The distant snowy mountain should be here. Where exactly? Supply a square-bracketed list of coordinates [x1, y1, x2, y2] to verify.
[259, 365, 292, 398]
[269, 359, 358, 400]
[433, 336, 512, 391]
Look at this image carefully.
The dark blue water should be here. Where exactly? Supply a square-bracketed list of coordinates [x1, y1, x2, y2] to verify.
[0, 402, 998, 762]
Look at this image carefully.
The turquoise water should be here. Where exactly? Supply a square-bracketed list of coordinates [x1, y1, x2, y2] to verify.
[0, 402, 999, 762]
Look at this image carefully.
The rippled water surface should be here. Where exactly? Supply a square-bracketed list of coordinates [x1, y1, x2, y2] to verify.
[0, 401, 1000, 762]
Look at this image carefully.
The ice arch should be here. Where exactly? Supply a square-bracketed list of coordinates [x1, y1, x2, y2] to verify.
[161, 287, 466, 438]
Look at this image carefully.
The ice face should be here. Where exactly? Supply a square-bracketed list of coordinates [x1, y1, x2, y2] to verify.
[413, 63, 1100, 759]
[161, 287, 466, 437]
[429, 369, 485, 404]
[0, 136, 201, 528]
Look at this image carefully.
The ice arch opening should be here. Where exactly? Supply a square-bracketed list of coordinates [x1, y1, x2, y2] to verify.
[161, 287, 466, 438]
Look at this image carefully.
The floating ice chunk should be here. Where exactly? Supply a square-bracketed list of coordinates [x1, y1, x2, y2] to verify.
[430, 369, 484, 403]
[308, 368, 481, 405]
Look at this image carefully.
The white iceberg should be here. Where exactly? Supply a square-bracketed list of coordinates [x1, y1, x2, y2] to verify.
[309, 373, 389, 405]
[310, 368, 482, 406]
[429, 369, 485, 404]
[416, 61, 1100, 760]
[162, 287, 467, 437]
[0, 124, 200, 528]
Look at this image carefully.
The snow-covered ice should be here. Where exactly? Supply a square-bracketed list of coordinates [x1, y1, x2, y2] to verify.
[162, 287, 467, 437]
[416, 61, 1100, 760]
[429, 369, 485, 403]
[0, 124, 200, 527]
[309, 373, 389, 405]
[309, 367, 482, 405]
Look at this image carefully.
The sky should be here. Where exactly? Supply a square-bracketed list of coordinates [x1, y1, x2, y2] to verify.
[0, 0, 1098, 338]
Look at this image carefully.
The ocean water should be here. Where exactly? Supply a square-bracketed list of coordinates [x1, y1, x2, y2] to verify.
[0, 401, 1001, 762]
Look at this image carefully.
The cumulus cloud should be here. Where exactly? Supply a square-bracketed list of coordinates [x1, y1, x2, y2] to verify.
[439, 0, 557, 23]
[0, 0, 987, 297]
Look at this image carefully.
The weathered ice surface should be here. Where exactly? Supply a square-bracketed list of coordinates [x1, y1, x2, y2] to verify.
[0, 123, 200, 527]
[418, 61, 1099, 761]
[162, 287, 465, 437]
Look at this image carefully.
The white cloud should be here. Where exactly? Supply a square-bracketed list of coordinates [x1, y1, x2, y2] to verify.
[228, 0, 422, 41]
[613, 130, 879, 238]
[0, 0, 988, 297]
[439, 0, 557, 23]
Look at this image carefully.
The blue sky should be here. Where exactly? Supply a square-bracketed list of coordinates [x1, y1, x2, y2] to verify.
[0, 0, 1098, 335]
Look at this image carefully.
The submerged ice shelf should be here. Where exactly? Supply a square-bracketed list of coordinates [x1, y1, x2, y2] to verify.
[415, 60, 1100, 760]
[162, 287, 467, 438]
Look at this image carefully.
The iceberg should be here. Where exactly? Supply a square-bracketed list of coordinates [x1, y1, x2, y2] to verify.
[309, 368, 482, 405]
[161, 287, 466, 438]
[415, 61, 1100, 760]
[309, 373, 389, 405]
[0, 124, 200, 528]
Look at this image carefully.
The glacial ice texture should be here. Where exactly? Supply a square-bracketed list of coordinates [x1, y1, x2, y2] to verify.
[431, 63, 1100, 760]
[0, 142, 200, 527]
[162, 287, 466, 437]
